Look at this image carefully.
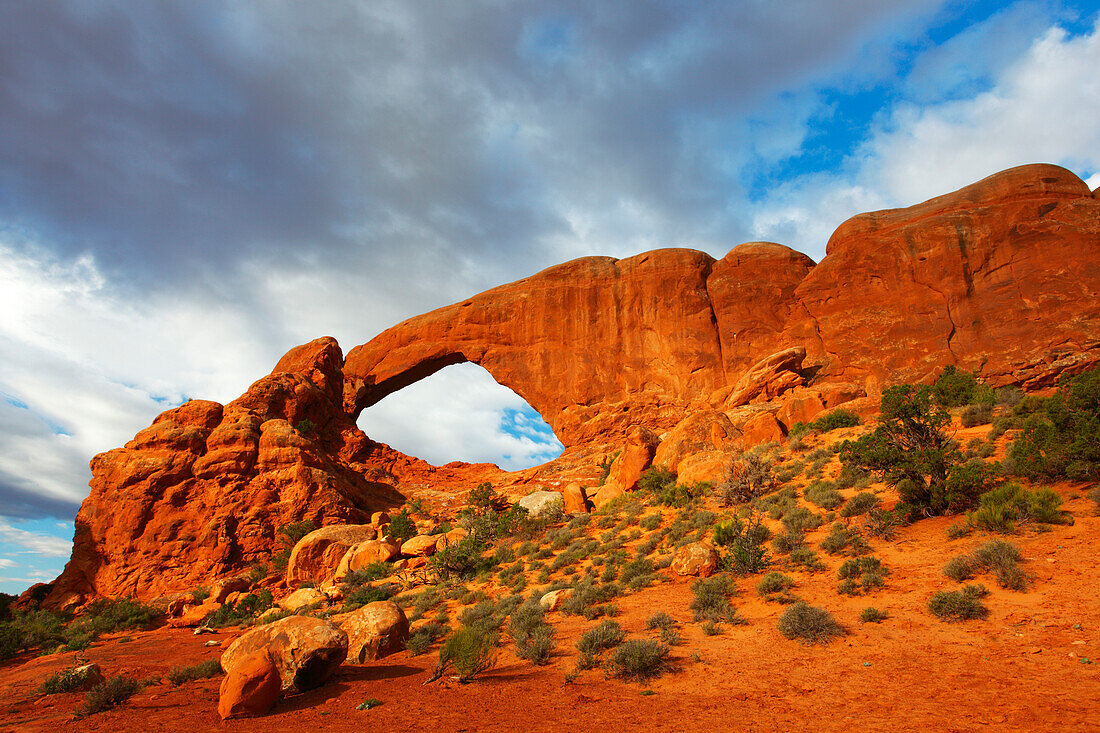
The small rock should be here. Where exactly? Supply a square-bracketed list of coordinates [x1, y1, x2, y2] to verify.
[540, 588, 573, 612]
[204, 640, 222, 647]
[194, 626, 216, 635]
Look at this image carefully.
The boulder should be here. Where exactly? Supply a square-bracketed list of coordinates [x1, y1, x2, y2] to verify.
[539, 588, 573, 612]
[517, 491, 566, 518]
[286, 524, 378, 588]
[218, 650, 281, 720]
[333, 539, 400, 581]
[655, 411, 740, 466]
[777, 389, 827, 429]
[339, 600, 410, 662]
[400, 534, 438, 557]
[63, 663, 105, 691]
[563, 483, 588, 514]
[221, 615, 348, 693]
[590, 483, 625, 510]
[278, 587, 326, 612]
[601, 427, 660, 496]
[670, 542, 719, 577]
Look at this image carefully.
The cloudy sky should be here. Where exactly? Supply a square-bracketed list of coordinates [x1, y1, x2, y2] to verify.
[2, 0, 1099, 594]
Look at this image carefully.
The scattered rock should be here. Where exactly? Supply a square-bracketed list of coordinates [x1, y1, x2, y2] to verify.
[339, 600, 410, 662]
[279, 587, 326, 612]
[563, 483, 589, 514]
[212, 577, 252, 604]
[334, 540, 400, 581]
[287, 524, 378, 588]
[518, 491, 566, 518]
[399, 534, 439, 557]
[539, 589, 573, 611]
[221, 615, 348, 693]
[670, 542, 719, 577]
[218, 650, 281, 720]
[66, 663, 105, 691]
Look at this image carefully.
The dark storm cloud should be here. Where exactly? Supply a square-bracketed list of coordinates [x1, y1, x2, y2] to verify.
[0, 477, 81, 521]
[0, 0, 943, 300]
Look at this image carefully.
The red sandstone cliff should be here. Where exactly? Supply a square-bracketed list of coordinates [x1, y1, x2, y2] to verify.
[43, 163, 1100, 607]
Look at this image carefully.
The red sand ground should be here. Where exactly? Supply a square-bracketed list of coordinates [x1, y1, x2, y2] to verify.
[3, 483, 1099, 732]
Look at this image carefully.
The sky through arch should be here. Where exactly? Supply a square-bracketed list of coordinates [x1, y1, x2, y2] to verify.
[355, 362, 564, 470]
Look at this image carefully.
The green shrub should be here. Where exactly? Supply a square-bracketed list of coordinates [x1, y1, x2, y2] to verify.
[819, 524, 869, 556]
[342, 562, 396, 588]
[689, 575, 742, 623]
[777, 602, 844, 644]
[203, 590, 276, 627]
[39, 667, 93, 694]
[808, 409, 861, 433]
[576, 620, 626, 655]
[1010, 369, 1100, 480]
[166, 659, 222, 686]
[967, 483, 1069, 532]
[78, 675, 140, 717]
[608, 640, 669, 682]
[719, 453, 775, 506]
[961, 404, 994, 427]
[836, 556, 886, 595]
[932, 365, 981, 407]
[839, 492, 880, 518]
[863, 508, 899, 540]
[943, 555, 975, 582]
[271, 520, 317, 571]
[639, 514, 661, 531]
[646, 611, 676, 631]
[840, 384, 962, 517]
[408, 621, 448, 656]
[965, 540, 1029, 591]
[860, 607, 888, 623]
[429, 535, 489, 581]
[509, 601, 555, 666]
[386, 509, 417, 544]
[713, 512, 771, 574]
[789, 547, 826, 572]
[756, 571, 795, 598]
[1089, 487, 1100, 515]
[701, 620, 722, 636]
[945, 521, 973, 540]
[619, 558, 657, 591]
[638, 467, 677, 498]
[771, 529, 805, 555]
[436, 626, 497, 682]
[782, 506, 822, 534]
[928, 585, 989, 622]
[804, 481, 843, 511]
[357, 698, 382, 711]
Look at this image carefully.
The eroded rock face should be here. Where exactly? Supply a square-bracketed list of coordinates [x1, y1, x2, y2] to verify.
[784, 164, 1100, 388]
[46, 338, 407, 609]
[344, 164, 1100, 440]
[46, 163, 1100, 608]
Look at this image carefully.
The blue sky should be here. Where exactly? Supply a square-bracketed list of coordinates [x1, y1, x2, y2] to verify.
[1, 0, 1099, 595]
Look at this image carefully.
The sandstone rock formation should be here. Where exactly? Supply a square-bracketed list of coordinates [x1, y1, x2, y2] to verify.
[44, 163, 1100, 607]
[44, 338, 409, 609]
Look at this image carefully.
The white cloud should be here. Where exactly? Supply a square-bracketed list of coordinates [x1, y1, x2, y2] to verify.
[1086, 173, 1100, 190]
[752, 18, 1100, 256]
[357, 363, 562, 471]
[0, 520, 72, 557]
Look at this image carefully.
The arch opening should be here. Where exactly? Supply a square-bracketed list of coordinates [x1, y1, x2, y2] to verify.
[355, 362, 564, 470]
